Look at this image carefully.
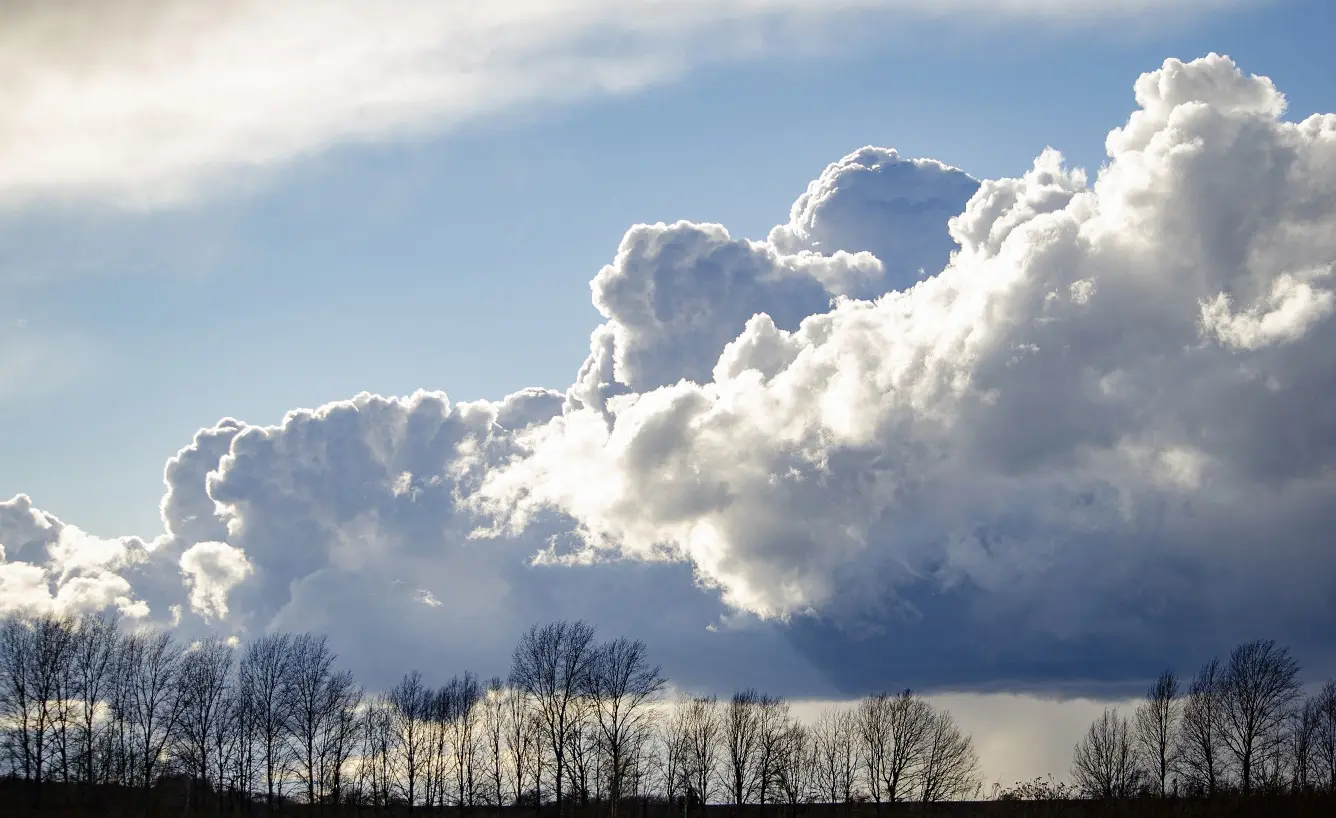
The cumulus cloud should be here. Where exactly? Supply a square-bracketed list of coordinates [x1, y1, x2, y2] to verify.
[478, 54, 1336, 684]
[142, 388, 826, 693]
[566, 149, 977, 416]
[5, 50, 1335, 700]
[0, 0, 1254, 207]
[769, 147, 981, 293]
[0, 494, 152, 617]
[179, 541, 253, 619]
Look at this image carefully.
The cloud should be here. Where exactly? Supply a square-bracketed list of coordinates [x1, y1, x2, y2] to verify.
[0, 494, 152, 618]
[566, 148, 978, 416]
[769, 147, 981, 294]
[5, 51, 1334, 702]
[179, 541, 253, 619]
[0, 0, 1256, 208]
[478, 54, 1336, 686]
[145, 388, 828, 693]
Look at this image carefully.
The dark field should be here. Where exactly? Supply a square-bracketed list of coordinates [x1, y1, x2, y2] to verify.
[2, 783, 1333, 818]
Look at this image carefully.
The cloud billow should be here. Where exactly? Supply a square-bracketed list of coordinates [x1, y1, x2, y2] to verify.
[3, 53, 1335, 697]
[480, 54, 1336, 686]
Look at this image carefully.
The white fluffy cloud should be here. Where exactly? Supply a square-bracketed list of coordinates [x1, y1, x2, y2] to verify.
[179, 541, 253, 620]
[769, 148, 981, 294]
[567, 148, 978, 416]
[479, 54, 1336, 654]
[0, 495, 152, 617]
[0, 0, 1255, 207]
[137, 388, 825, 693]
[4, 51, 1334, 700]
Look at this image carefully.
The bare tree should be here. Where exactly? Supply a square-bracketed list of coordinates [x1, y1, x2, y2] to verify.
[1316, 680, 1336, 791]
[504, 686, 543, 805]
[1134, 668, 1180, 797]
[725, 689, 761, 804]
[858, 690, 932, 804]
[1286, 696, 1321, 792]
[810, 707, 858, 803]
[389, 670, 430, 807]
[917, 707, 979, 802]
[319, 674, 362, 805]
[45, 617, 78, 783]
[361, 695, 396, 808]
[658, 694, 693, 808]
[29, 615, 74, 785]
[286, 633, 358, 805]
[1178, 659, 1225, 796]
[445, 671, 483, 807]
[589, 637, 665, 816]
[123, 629, 187, 787]
[479, 678, 509, 806]
[176, 637, 235, 793]
[509, 620, 598, 816]
[106, 634, 137, 786]
[1071, 707, 1141, 799]
[240, 632, 294, 807]
[755, 694, 792, 805]
[562, 701, 597, 805]
[856, 693, 888, 805]
[682, 695, 722, 806]
[69, 612, 119, 785]
[1219, 639, 1302, 795]
[773, 721, 813, 806]
[0, 614, 38, 780]
[214, 687, 250, 801]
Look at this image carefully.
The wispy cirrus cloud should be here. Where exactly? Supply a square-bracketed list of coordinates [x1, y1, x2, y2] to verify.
[0, 0, 1261, 208]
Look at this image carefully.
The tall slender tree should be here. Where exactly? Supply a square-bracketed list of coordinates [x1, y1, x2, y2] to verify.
[1178, 659, 1224, 796]
[124, 629, 186, 787]
[176, 637, 234, 791]
[1315, 679, 1336, 791]
[725, 688, 761, 805]
[589, 637, 665, 817]
[509, 620, 597, 817]
[240, 632, 294, 807]
[1134, 668, 1180, 797]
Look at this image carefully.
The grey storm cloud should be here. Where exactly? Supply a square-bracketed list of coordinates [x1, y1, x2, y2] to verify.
[3, 53, 1335, 698]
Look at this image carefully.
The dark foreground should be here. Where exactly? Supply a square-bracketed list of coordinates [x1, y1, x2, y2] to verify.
[2, 783, 1333, 818]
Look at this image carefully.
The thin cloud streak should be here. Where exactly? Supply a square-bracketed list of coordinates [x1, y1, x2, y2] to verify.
[0, 0, 1260, 208]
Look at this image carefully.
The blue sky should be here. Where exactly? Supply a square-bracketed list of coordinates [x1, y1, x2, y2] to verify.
[6, 0, 1334, 540]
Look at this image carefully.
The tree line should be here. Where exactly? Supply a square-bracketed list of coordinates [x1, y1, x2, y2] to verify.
[1069, 638, 1336, 801]
[0, 613, 981, 811]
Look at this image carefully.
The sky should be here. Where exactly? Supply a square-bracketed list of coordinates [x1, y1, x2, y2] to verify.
[3, 0, 1336, 787]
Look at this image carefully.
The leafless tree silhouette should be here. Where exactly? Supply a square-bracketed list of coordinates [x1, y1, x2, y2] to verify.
[589, 636, 664, 817]
[917, 707, 980, 803]
[1072, 707, 1141, 799]
[176, 636, 233, 793]
[1219, 639, 1302, 795]
[810, 707, 858, 803]
[1178, 658, 1224, 796]
[725, 689, 761, 805]
[509, 620, 597, 816]
[1316, 680, 1336, 790]
[1135, 668, 1180, 797]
